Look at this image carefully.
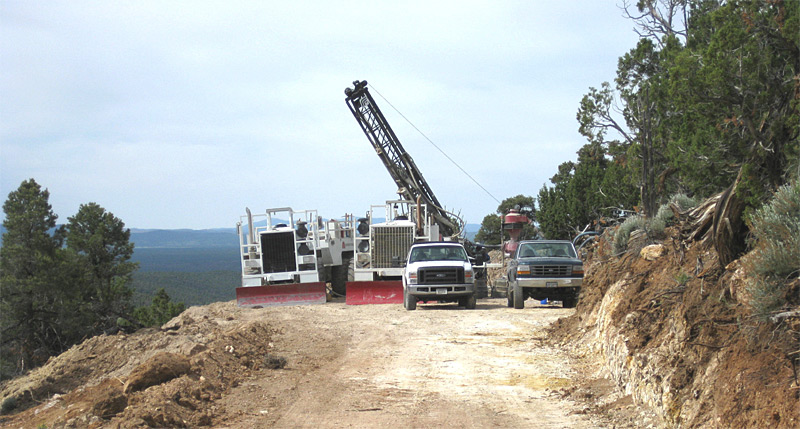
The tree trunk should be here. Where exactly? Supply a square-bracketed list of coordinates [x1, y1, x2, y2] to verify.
[712, 170, 748, 267]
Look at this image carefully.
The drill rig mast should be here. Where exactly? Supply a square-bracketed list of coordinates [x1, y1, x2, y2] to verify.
[344, 80, 463, 239]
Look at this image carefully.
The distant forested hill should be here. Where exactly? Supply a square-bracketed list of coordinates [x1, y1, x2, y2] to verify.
[4, 224, 482, 307]
[129, 228, 240, 307]
[130, 228, 239, 248]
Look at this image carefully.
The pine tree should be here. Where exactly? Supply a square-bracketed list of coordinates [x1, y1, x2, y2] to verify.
[0, 179, 65, 377]
[66, 203, 138, 332]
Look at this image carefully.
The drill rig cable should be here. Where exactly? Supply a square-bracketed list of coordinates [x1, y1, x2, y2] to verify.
[370, 85, 502, 205]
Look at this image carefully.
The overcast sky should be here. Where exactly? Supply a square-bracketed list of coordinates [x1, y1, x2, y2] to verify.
[1, 1, 641, 230]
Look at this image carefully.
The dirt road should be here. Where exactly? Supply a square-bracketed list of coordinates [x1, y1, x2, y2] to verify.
[2, 297, 637, 428]
[219, 298, 600, 428]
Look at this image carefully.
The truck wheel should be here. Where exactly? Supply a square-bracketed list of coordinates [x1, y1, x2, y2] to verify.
[331, 255, 353, 296]
[513, 283, 525, 309]
[562, 294, 578, 308]
[506, 285, 514, 307]
[404, 288, 416, 311]
[465, 294, 476, 309]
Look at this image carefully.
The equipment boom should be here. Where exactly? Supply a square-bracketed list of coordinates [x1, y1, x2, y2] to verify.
[344, 80, 461, 237]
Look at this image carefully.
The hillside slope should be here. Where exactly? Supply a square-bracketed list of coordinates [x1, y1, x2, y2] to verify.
[551, 227, 799, 428]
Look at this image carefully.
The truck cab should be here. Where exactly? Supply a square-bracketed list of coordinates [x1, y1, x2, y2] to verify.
[402, 242, 476, 310]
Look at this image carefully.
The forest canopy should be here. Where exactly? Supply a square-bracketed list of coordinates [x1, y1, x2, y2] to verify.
[483, 1, 798, 255]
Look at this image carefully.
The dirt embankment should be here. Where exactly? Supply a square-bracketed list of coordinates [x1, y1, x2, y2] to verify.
[550, 227, 799, 428]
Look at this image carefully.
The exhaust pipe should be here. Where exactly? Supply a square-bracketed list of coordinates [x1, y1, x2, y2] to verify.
[246, 207, 257, 255]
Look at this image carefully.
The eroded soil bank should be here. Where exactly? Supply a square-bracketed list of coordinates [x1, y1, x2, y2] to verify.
[550, 229, 799, 428]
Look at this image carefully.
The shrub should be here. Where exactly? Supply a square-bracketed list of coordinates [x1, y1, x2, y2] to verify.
[647, 217, 667, 238]
[1, 396, 16, 415]
[613, 215, 646, 254]
[655, 193, 700, 226]
[743, 179, 800, 318]
[613, 194, 700, 256]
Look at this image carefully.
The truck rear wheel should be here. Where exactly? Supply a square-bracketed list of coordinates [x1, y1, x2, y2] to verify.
[513, 283, 525, 309]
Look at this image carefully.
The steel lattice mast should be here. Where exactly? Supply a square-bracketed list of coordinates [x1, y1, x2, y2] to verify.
[345, 80, 461, 237]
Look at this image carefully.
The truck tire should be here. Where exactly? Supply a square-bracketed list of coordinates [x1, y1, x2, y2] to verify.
[465, 294, 476, 309]
[562, 294, 578, 308]
[331, 255, 353, 296]
[506, 284, 514, 307]
[513, 283, 525, 309]
[404, 288, 416, 311]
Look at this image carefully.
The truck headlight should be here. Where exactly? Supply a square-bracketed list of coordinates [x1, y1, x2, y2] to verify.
[465, 269, 473, 282]
[571, 265, 584, 275]
[517, 265, 530, 275]
[408, 272, 417, 284]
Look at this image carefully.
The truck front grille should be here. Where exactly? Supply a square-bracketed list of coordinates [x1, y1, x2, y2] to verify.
[531, 265, 571, 277]
[260, 231, 295, 273]
[418, 267, 464, 284]
[371, 225, 413, 268]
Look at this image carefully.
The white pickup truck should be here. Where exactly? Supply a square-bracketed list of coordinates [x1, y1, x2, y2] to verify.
[402, 242, 477, 311]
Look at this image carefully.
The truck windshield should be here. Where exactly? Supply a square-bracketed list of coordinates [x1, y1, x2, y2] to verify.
[409, 246, 468, 262]
[518, 243, 576, 258]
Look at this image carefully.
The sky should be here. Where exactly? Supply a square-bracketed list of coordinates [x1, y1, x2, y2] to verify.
[1, 1, 642, 230]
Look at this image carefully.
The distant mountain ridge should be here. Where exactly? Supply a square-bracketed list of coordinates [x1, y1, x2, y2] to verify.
[0, 223, 482, 248]
[130, 228, 239, 249]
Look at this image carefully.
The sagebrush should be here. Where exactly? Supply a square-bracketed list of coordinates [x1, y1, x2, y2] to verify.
[743, 179, 800, 318]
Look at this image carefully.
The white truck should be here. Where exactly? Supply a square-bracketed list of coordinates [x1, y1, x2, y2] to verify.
[236, 207, 354, 307]
[402, 241, 476, 310]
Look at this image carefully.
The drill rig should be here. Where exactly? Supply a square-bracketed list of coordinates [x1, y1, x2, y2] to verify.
[343, 80, 466, 304]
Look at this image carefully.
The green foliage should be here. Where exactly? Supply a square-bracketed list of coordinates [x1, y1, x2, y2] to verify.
[133, 288, 186, 327]
[654, 193, 699, 226]
[674, 270, 691, 287]
[668, 1, 798, 204]
[1, 179, 69, 378]
[131, 270, 238, 307]
[475, 195, 538, 244]
[474, 214, 501, 245]
[537, 142, 639, 239]
[575, 1, 799, 237]
[744, 179, 800, 318]
[1, 396, 17, 415]
[496, 195, 536, 220]
[66, 203, 138, 332]
[1, 180, 140, 379]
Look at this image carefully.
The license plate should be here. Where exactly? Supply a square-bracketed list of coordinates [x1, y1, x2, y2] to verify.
[436, 288, 447, 295]
[546, 282, 558, 288]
